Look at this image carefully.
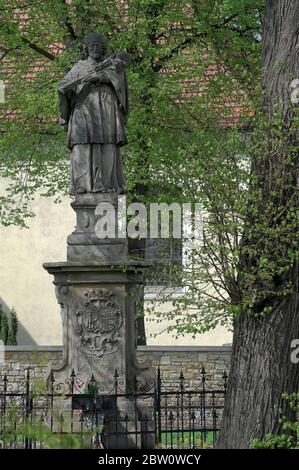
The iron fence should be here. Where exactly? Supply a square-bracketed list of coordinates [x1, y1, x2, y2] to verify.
[0, 366, 227, 449]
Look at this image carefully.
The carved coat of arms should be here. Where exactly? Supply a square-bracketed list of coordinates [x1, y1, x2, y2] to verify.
[74, 288, 123, 358]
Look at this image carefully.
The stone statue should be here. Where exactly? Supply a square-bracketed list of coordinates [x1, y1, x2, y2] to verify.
[58, 33, 130, 195]
[45, 34, 155, 449]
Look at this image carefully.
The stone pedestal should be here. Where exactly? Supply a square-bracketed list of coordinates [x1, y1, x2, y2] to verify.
[43, 193, 155, 448]
[43, 262, 153, 392]
[67, 193, 128, 263]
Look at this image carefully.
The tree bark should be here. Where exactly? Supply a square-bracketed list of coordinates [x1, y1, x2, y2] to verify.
[217, 0, 299, 448]
[217, 293, 299, 448]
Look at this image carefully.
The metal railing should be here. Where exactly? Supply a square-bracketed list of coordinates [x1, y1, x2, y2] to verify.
[0, 366, 227, 449]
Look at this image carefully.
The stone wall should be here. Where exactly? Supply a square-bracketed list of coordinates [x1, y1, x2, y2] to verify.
[138, 345, 231, 388]
[0, 345, 231, 390]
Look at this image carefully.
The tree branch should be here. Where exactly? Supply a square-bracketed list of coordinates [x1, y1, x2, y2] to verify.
[0, 47, 19, 61]
[61, 0, 77, 41]
[154, 12, 259, 71]
[21, 37, 56, 60]
[154, 33, 202, 72]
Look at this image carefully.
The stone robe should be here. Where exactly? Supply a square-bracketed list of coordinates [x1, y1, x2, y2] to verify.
[58, 56, 129, 194]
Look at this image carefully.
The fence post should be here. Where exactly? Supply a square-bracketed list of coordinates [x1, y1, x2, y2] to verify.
[200, 365, 207, 446]
[156, 366, 162, 444]
[49, 370, 55, 432]
[2, 373, 8, 438]
[179, 371, 184, 442]
[24, 368, 32, 449]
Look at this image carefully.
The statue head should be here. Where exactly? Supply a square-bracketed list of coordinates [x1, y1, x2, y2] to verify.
[84, 33, 107, 60]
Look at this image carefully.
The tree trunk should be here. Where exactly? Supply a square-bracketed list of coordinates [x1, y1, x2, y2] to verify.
[217, 294, 299, 448]
[217, 0, 299, 448]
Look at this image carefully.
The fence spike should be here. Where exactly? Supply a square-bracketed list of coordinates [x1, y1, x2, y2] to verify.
[179, 370, 185, 392]
[90, 373, 96, 384]
[200, 365, 207, 390]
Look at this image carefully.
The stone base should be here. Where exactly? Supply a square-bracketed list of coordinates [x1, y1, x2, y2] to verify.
[67, 193, 128, 263]
[101, 396, 155, 449]
[43, 261, 154, 394]
[67, 240, 128, 263]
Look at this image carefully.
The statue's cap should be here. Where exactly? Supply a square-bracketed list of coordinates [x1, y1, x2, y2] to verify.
[84, 33, 106, 45]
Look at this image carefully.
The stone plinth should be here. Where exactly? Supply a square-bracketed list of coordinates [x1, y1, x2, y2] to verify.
[43, 261, 153, 392]
[67, 193, 128, 263]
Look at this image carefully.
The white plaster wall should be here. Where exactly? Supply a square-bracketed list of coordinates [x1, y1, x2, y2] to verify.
[0, 185, 73, 345]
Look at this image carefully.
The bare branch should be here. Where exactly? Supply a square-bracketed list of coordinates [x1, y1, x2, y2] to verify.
[21, 37, 56, 60]
[61, 0, 77, 41]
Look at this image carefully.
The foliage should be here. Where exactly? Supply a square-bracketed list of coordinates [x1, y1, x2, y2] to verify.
[148, 109, 298, 336]
[252, 393, 299, 449]
[0, 0, 262, 215]
[0, 304, 18, 344]
[0, 418, 91, 449]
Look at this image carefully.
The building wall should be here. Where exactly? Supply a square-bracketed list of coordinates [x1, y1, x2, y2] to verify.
[0, 184, 232, 346]
[0, 345, 231, 390]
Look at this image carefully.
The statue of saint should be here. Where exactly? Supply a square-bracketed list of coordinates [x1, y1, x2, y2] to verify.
[58, 33, 130, 195]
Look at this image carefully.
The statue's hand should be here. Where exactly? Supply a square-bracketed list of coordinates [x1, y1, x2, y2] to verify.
[84, 71, 110, 85]
[99, 71, 110, 83]
[85, 72, 101, 84]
